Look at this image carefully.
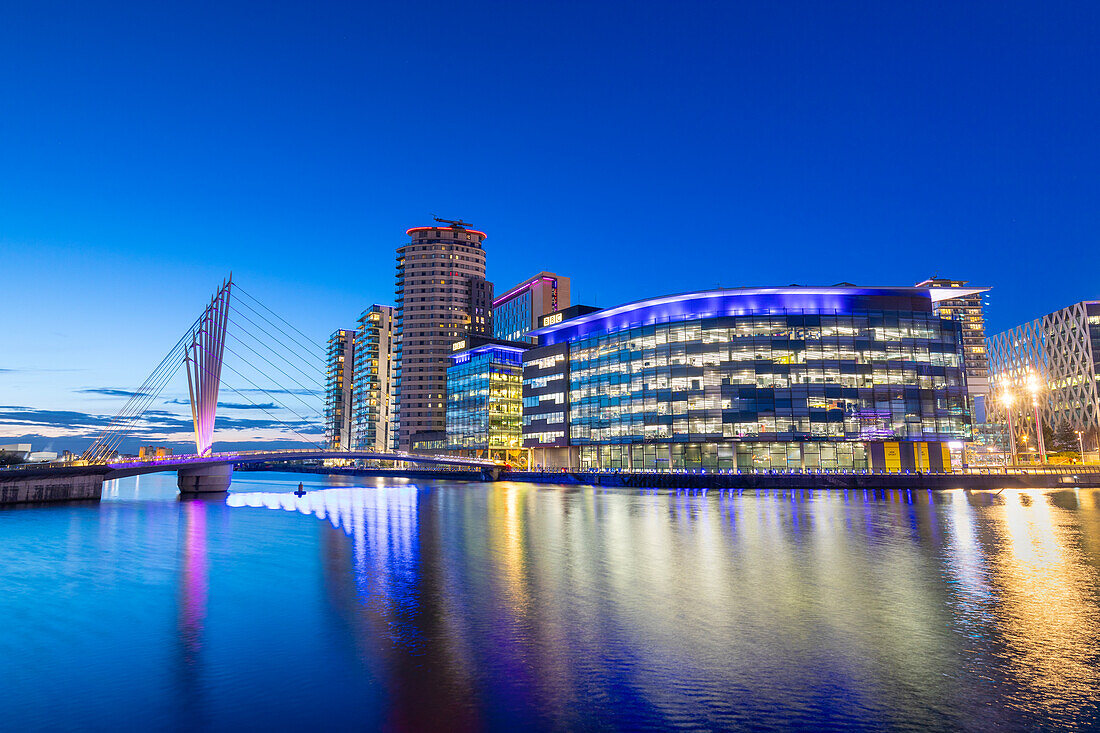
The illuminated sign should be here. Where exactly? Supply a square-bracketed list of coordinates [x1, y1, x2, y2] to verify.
[452, 340, 466, 351]
[542, 312, 563, 326]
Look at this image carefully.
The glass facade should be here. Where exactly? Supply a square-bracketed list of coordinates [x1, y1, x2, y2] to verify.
[446, 343, 525, 457]
[492, 273, 570, 344]
[523, 287, 972, 471]
[494, 296, 532, 343]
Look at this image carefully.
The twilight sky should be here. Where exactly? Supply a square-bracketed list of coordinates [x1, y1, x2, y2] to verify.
[2, 1, 1099, 452]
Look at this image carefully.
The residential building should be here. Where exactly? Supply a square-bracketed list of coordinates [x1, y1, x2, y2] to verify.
[523, 286, 974, 471]
[493, 272, 570, 343]
[351, 305, 396, 452]
[394, 219, 491, 450]
[324, 328, 356, 450]
[987, 299, 1100, 456]
[916, 277, 992, 422]
[445, 336, 530, 464]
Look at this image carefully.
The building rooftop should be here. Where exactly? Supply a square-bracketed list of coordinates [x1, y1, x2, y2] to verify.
[528, 285, 992, 345]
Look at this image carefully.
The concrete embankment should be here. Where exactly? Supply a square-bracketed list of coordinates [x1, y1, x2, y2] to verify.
[0, 471, 105, 504]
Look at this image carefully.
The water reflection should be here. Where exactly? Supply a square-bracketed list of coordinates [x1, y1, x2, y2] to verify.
[216, 485, 1100, 728]
[992, 490, 1100, 726]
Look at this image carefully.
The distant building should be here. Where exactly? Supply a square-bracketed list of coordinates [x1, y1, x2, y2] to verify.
[523, 286, 973, 472]
[352, 305, 396, 452]
[916, 278, 992, 422]
[987, 299, 1100, 454]
[138, 446, 173, 459]
[492, 272, 570, 343]
[446, 336, 530, 464]
[324, 328, 356, 450]
[0, 444, 57, 463]
[394, 220, 491, 450]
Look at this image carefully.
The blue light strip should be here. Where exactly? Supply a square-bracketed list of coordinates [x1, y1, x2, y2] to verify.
[528, 286, 937, 345]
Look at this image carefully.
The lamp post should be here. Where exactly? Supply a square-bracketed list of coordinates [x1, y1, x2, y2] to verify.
[1000, 387, 1018, 467]
[1026, 371, 1047, 464]
[1077, 429, 1085, 464]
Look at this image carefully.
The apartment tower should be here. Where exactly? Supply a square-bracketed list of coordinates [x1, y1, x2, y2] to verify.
[352, 305, 396, 452]
[323, 328, 356, 450]
[394, 219, 491, 450]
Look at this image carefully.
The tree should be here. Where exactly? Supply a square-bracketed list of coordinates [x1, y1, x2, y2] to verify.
[0, 450, 25, 466]
[1052, 424, 1081, 453]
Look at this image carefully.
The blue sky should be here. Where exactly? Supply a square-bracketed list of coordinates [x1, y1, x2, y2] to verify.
[2, 1, 1099, 452]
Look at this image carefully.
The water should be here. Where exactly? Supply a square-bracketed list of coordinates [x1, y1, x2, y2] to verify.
[2, 473, 1099, 731]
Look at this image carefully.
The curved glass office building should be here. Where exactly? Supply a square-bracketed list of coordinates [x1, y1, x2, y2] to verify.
[522, 286, 973, 471]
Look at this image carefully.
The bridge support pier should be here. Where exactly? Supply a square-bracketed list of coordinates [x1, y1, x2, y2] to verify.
[178, 464, 233, 493]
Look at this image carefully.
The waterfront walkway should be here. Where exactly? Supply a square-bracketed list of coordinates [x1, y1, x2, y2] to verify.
[504, 466, 1100, 490]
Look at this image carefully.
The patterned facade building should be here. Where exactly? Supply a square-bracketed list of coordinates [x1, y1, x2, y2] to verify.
[986, 300, 1100, 449]
[523, 286, 973, 471]
[323, 328, 356, 450]
[351, 305, 396, 452]
[394, 221, 491, 450]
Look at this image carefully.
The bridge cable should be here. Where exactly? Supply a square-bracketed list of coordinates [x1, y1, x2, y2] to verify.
[84, 340, 188, 458]
[223, 331, 324, 409]
[96, 351, 188, 459]
[225, 315, 325, 390]
[86, 342, 191, 461]
[84, 310, 207, 460]
[89, 347, 190, 461]
[217, 352, 326, 432]
[221, 339, 325, 418]
[230, 297, 327, 370]
[232, 286, 327, 359]
[226, 303, 326, 380]
[187, 358, 326, 450]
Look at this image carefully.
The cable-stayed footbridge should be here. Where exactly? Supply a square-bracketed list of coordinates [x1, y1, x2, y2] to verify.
[1, 277, 502, 502]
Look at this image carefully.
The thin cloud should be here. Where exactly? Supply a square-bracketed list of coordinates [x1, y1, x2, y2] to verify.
[79, 388, 147, 397]
[218, 401, 281, 411]
[165, 398, 288, 411]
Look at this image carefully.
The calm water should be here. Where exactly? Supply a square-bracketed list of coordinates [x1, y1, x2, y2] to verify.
[2, 474, 1100, 731]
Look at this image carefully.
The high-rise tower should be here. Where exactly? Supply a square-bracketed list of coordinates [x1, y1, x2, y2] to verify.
[324, 328, 356, 450]
[394, 219, 491, 450]
[916, 277, 991, 422]
[352, 305, 396, 452]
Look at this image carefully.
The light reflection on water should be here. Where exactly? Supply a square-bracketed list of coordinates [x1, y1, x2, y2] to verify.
[1, 474, 1099, 730]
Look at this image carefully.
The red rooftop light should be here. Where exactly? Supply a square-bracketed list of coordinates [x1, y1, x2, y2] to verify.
[405, 226, 488, 239]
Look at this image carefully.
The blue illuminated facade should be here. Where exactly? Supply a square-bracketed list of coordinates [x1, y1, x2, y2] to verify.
[523, 286, 972, 471]
[446, 337, 530, 461]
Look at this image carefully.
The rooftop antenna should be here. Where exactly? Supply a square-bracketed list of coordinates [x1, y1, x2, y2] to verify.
[432, 215, 471, 230]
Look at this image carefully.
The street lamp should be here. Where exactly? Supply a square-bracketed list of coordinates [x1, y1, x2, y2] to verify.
[1000, 386, 1018, 467]
[1077, 429, 1086, 464]
[1026, 371, 1047, 464]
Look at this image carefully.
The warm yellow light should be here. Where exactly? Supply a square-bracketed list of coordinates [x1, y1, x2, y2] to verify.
[1000, 388, 1015, 408]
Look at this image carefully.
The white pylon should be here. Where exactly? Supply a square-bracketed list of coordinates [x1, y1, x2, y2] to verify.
[184, 277, 231, 456]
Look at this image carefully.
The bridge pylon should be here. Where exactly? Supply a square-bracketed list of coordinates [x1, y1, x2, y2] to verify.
[184, 277, 231, 458]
